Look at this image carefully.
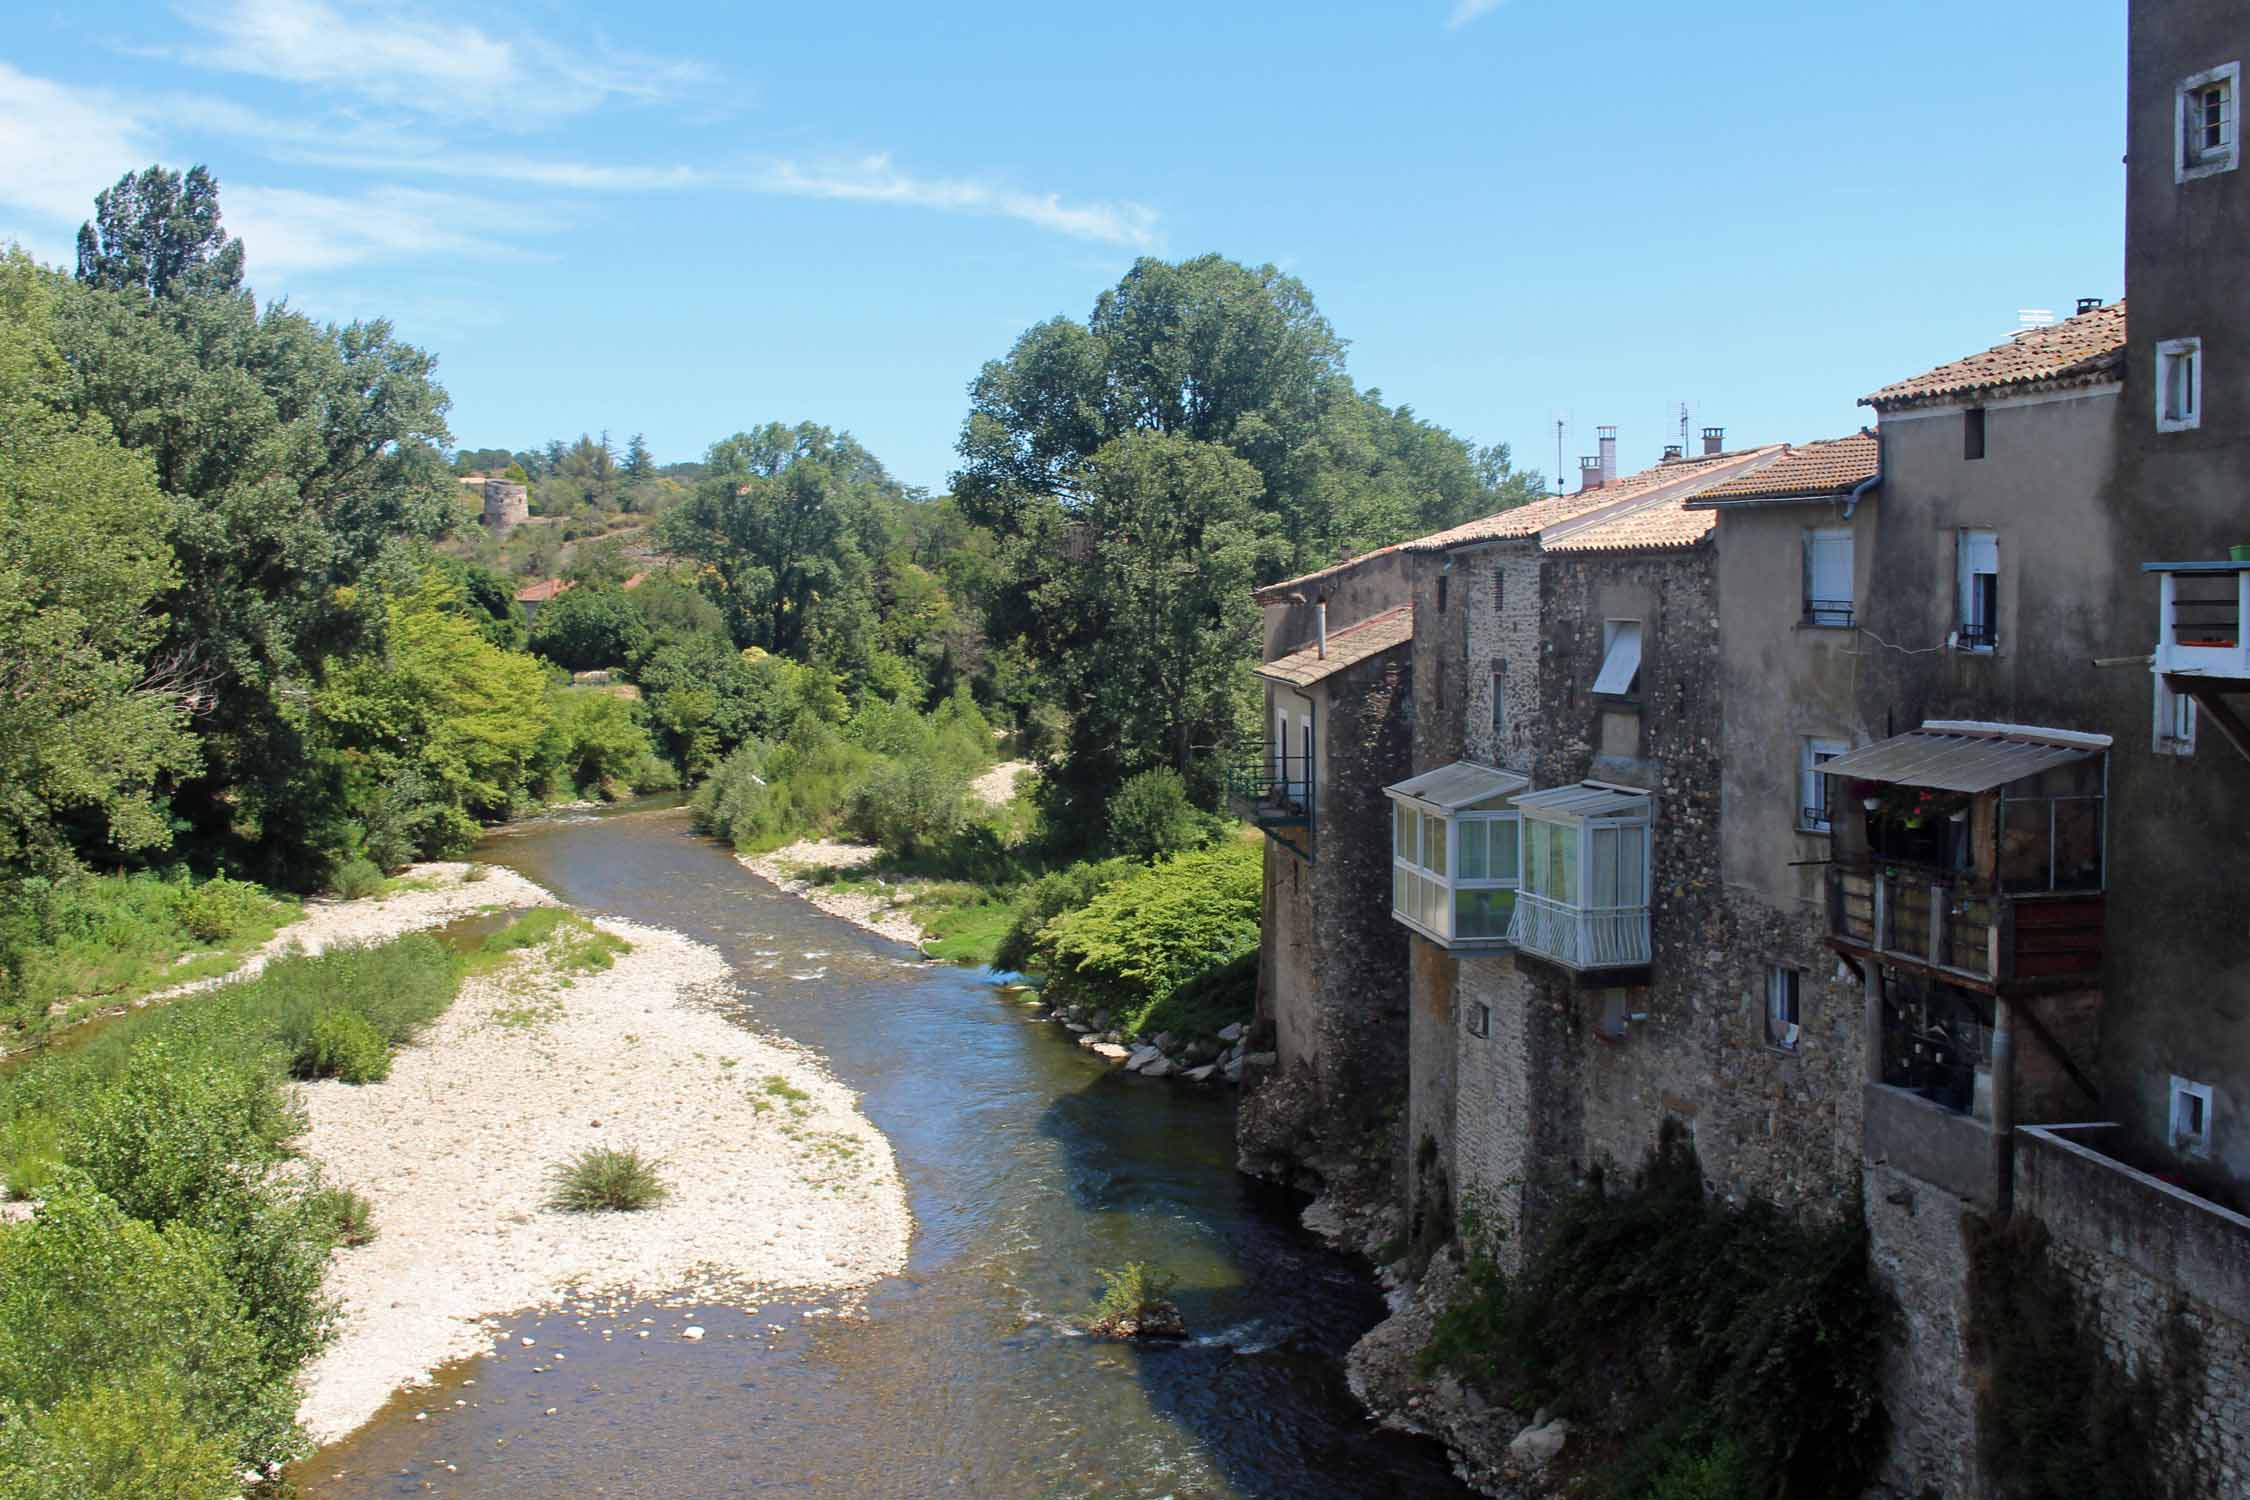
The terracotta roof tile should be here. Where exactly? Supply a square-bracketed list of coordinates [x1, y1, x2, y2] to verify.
[1862, 301, 2126, 410]
[1399, 448, 1778, 553]
[1690, 432, 1879, 505]
[1545, 491, 1717, 553]
[1256, 605, 1414, 688]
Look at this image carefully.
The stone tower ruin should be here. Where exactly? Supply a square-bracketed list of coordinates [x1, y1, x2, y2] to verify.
[480, 479, 530, 532]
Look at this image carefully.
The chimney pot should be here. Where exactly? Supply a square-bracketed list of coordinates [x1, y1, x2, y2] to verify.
[2076, 296, 2104, 315]
[1578, 455, 1605, 492]
[1701, 426, 1725, 456]
[1596, 424, 1618, 486]
[1662, 444, 1684, 461]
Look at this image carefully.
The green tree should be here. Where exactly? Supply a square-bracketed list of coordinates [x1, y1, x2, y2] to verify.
[1024, 432, 1280, 804]
[73, 165, 244, 301]
[526, 585, 651, 672]
[53, 213, 456, 877]
[623, 432, 653, 481]
[0, 253, 199, 885]
[658, 422, 902, 669]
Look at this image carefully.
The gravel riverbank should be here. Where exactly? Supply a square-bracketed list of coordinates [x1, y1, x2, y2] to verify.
[292, 905, 911, 1445]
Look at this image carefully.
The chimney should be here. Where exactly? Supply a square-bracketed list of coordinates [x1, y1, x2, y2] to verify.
[1661, 444, 1684, 462]
[1578, 456, 1605, 492]
[1316, 600, 1328, 659]
[1702, 426, 1725, 456]
[2076, 296, 2105, 315]
[1596, 425, 1618, 486]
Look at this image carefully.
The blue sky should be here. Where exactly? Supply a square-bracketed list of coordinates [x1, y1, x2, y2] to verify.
[4, 1, 2124, 492]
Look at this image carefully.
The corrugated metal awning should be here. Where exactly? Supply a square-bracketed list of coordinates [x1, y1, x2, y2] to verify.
[1384, 761, 1529, 812]
[1510, 781, 1653, 822]
[1816, 720, 2111, 794]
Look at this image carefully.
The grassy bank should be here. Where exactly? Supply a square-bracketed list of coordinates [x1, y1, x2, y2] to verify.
[0, 871, 301, 1041]
[0, 909, 570, 1495]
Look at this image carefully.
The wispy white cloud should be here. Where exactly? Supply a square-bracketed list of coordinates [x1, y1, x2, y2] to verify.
[1446, 0, 1507, 28]
[279, 143, 709, 192]
[753, 155, 1158, 249]
[223, 184, 529, 273]
[0, 61, 159, 257]
[168, 0, 709, 125]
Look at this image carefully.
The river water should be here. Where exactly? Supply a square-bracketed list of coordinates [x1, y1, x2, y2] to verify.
[296, 804, 1469, 1498]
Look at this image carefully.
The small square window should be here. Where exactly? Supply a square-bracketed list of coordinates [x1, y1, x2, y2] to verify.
[2171, 1075, 2215, 1159]
[2158, 338, 2203, 433]
[2177, 63, 2240, 181]
[1467, 1001, 1490, 1039]
[1765, 966, 1801, 1052]
[1964, 407, 1987, 461]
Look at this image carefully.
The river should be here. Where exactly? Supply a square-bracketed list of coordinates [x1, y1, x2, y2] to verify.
[296, 804, 1471, 1498]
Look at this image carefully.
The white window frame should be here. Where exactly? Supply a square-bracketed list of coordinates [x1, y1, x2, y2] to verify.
[1800, 738, 1848, 833]
[1958, 528, 1999, 652]
[1765, 966, 1802, 1053]
[1803, 528, 1854, 627]
[2171, 1075, 2215, 1159]
[1390, 802, 1522, 946]
[2177, 62, 2241, 182]
[2157, 337, 2203, 433]
[1592, 619, 1643, 697]
[2155, 675, 2199, 757]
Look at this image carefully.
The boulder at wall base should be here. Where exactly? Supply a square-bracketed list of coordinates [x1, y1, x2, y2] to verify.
[1076, 1034, 1103, 1049]
[1149, 1032, 1177, 1053]
[1507, 1418, 1571, 1468]
[1125, 1045, 1162, 1072]
[1140, 1058, 1174, 1079]
[1090, 1042, 1132, 1062]
[1216, 1022, 1245, 1044]
[1182, 1064, 1218, 1083]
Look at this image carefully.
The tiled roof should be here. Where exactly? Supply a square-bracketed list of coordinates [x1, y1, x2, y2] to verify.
[1862, 301, 2126, 410]
[1253, 542, 1406, 603]
[1689, 432, 1879, 506]
[1256, 605, 1414, 688]
[1398, 448, 1776, 553]
[1545, 491, 1717, 554]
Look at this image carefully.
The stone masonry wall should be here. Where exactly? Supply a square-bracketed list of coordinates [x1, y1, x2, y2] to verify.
[1863, 1163, 1984, 1500]
[1462, 546, 1545, 777]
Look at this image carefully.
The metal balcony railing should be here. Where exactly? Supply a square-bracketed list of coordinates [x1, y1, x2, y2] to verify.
[1507, 891, 1651, 970]
[1224, 752, 1313, 827]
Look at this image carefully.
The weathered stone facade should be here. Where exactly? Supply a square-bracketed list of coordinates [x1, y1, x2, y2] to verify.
[481, 479, 530, 532]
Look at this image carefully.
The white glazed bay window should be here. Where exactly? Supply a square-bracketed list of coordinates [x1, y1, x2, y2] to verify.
[1384, 762, 1528, 946]
[1507, 783, 1654, 970]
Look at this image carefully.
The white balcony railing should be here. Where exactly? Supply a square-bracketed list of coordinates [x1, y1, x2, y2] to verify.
[1506, 891, 1651, 970]
[2154, 565, 2250, 680]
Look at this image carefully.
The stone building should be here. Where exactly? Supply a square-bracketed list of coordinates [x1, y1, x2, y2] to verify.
[480, 478, 530, 532]
[1234, 548, 1417, 1196]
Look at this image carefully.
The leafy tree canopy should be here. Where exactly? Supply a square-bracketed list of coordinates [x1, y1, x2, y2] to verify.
[74, 164, 245, 301]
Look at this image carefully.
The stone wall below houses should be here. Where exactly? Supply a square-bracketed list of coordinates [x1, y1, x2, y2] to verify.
[1864, 1163, 1984, 1500]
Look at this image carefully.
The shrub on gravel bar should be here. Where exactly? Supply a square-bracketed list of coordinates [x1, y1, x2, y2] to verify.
[547, 1146, 669, 1213]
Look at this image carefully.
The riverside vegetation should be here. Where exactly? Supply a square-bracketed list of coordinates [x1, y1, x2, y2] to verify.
[0, 907, 582, 1495]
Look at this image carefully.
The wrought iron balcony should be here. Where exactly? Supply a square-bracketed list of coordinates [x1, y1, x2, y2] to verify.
[1225, 753, 1313, 828]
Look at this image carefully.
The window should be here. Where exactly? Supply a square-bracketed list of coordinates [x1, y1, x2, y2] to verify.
[1389, 798, 1522, 944]
[1437, 573, 1449, 613]
[1765, 966, 1802, 1052]
[2157, 338, 2203, 433]
[2177, 62, 2240, 181]
[1466, 1001, 1490, 1039]
[1957, 529, 1999, 651]
[1493, 568, 1505, 612]
[2155, 676, 2199, 757]
[1508, 785, 1655, 970]
[1800, 738, 1847, 832]
[1592, 620, 1643, 697]
[1803, 528, 1854, 627]
[1490, 664, 1507, 739]
[2171, 1076, 2214, 1159]
[1964, 407, 1987, 461]
[1996, 759, 2106, 895]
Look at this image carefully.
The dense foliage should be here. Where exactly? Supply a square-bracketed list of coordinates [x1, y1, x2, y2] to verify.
[1031, 840, 1261, 1032]
[1422, 1125, 1890, 1500]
